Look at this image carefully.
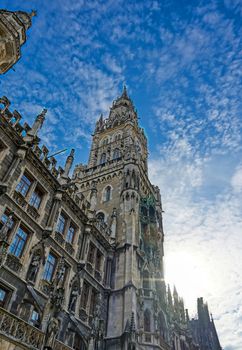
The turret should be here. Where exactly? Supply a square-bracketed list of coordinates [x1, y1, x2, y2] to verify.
[0, 9, 36, 73]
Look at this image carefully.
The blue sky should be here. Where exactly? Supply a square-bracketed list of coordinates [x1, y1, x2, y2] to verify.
[1, 0, 242, 348]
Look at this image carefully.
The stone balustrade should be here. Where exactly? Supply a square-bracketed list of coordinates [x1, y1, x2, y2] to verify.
[0, 307, 45, 349]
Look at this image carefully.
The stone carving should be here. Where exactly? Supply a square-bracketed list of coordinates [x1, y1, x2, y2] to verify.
[5, 254, 22, 272]
[27, 250, 41, 282]
[68, 284, 79, 312]
[0, 212, 13, 241]
[54, 256, 66, 289]
[44, 316, 59, 349]
[0, 307, 44, 349]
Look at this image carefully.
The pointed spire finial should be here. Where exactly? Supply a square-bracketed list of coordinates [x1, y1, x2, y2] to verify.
[62, 148, 75, 179]
[30, 10, 37, 17]
[121, 84, 128, 98]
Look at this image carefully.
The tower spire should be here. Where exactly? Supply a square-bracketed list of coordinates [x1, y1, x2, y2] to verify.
[121, 84, 128, 99]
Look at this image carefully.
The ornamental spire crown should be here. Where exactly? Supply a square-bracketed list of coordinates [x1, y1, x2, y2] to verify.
[94, 86, 138, 133]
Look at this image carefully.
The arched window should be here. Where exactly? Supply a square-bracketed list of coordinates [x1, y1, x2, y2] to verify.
[100, 153, 106, 165]
[144, 309, 151, 332]
[105, 186, 111, 202]
[113, 148, 120, 160]
[96, 212, 105, 223]
[114, 134, 121, 141]
[101, 138, 109, 146]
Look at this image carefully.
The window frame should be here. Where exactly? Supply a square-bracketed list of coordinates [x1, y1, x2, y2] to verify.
[29, 186, 44, 209]
[87, 243, 96, 265]
[16, 172, 33, 197]
[42, 253, 57, 282]
[56, 212, 67, 235]
[80, 281, 90, 310]
[29, 309, 40, 328]
[100, 153, 106, 165]
[9, 226, 29, 258]
[66, 224, 75, 244]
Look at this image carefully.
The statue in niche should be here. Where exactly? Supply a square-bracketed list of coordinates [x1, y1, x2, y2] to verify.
[55, 257, 65, 288]
[27, 250, 41, 282]
[69, 284, 79, 312]
[44, 316, 59, 349]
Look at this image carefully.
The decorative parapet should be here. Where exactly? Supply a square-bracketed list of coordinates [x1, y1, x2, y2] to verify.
[94, 220, 112, 239]
[0, 307, 45, 349]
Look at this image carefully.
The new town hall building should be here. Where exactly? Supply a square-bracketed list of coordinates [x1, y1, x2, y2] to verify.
[0, 88, 222, 350]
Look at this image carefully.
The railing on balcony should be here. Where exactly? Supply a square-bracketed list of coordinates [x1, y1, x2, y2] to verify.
[0, 307, 45, 349]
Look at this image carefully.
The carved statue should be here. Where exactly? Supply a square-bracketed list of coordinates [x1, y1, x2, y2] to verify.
[27, 251, 41, 282]
[44, 316, 59, 349]
[69, 285, 79, 312]
[0, 212, 13, 241]
[55, 257, 65, 288]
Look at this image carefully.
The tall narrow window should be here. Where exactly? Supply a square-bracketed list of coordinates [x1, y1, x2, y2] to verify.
[66, 224, 75, 243]
[9, 227, 28, 258]
[87, 243, 95, 264]
[43, 253, 56, 282]
[100, 153, 106, 165]
[0, 286, 9, 308]
[95, 251, 102, 272]
[56, 213, 66, 234]
[16, 173, 32, 197]
[105, 186, 111, 202]
[89, 289, 97, 316]
[29, 187, 43, 209]
[144, 309, 151, 332]
[80, 281, 89, 309]
[113, 148, 120, 160]
[143, 270, 150, 290]
[29, 309, 40, 328]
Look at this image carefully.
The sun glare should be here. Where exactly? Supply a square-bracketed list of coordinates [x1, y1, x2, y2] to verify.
[165, 250, 213, 314]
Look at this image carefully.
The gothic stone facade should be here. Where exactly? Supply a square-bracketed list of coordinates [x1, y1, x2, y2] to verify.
[0, 91, 221, 350]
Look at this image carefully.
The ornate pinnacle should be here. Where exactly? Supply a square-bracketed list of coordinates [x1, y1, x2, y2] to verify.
[29, 10, 37, 17]
[62, 148, 75, 178]
[121, 84, 128, 98]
